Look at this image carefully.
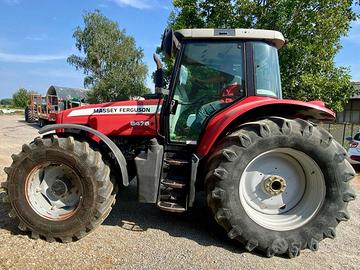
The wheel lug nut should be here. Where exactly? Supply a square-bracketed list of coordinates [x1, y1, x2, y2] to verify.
[263, 175, 287, 196]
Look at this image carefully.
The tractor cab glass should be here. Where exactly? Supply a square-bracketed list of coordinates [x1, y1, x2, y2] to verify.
[253, 42, 282, 98]
[169, 41, 245, 143]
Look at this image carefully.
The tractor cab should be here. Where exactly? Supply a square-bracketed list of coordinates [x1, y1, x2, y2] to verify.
[158, 28, 285, 143]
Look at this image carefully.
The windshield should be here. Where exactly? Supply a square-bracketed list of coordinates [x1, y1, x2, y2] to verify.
[253, 42, 282, 98]
[169, 41, 245, 143]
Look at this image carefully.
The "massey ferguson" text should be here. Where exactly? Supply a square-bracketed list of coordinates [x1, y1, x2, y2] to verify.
[93, 107, 151, 114]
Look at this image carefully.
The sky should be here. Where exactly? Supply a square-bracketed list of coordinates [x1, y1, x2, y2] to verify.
[0, 0, 359, 99]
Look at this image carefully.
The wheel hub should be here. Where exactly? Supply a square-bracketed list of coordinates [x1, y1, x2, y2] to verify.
[239, 148, 326, 231]
[26, 163, 82, 221]
[51, 179, 68, 197]
[263, 175, 287, 196]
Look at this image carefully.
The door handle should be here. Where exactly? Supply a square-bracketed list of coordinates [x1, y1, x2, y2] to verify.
[170, 99, 178, 114]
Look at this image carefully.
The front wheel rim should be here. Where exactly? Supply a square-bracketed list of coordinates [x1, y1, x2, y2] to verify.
[25, 162, 83, 221]
[239, 148, 326, 231]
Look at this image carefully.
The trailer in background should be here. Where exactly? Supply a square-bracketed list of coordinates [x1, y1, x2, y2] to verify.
[25, 94, 42, 122]
[36, 94, 58, 127]
[25, 85, 87, 126]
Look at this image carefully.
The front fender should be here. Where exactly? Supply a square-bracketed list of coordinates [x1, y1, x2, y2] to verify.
[196, 96, 335, 157]
[39, 124, 129, 186]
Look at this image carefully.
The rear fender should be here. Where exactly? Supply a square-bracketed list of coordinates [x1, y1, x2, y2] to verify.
[196, 97, 335, 157]
[39, 124, 129, 186]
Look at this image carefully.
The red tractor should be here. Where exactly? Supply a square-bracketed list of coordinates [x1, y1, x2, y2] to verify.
[2, 29, 356, 258]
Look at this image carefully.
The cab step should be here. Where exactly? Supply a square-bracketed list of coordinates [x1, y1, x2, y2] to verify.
[164, 158, 190, 166]
[158, 153, 191, 213]
[157, 201, 186, 213]
[157, 190, 187, 213]
[161, 178, 186, 189]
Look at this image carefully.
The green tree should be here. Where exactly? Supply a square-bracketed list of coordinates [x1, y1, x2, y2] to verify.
[0, 98, 13, 106]
[12, 88, 33, 108]
[169, 0, 359, 111]
[68, 10, 148, 103]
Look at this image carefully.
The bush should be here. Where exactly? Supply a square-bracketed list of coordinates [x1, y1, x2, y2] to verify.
[12, 88, 36, 108]
[0, 98, 13, 106]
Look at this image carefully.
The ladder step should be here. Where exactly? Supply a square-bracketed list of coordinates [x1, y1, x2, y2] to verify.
[164, 158, 190, 166]
[157, 201, 186, 213]
[161, 178, 186, 189]
[160, 192, 185, 202]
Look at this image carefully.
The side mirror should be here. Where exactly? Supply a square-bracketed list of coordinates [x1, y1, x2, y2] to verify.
[161, 28, 174, 58]
[154, 69, 165, 89]
[161, 28, 180, 59]
[346, 136, 353, 142]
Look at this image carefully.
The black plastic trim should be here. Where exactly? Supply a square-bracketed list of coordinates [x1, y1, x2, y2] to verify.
[189, 154, 200, 207]
[245, 42, 255, 96]
[135, 139, 164, 203]
[160, 42, 184, 140]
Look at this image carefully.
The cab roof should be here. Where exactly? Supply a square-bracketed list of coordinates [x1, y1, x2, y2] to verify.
[175, 29, 285, 49]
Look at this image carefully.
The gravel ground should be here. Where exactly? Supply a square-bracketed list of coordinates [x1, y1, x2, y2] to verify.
[0, 115, 359, 270]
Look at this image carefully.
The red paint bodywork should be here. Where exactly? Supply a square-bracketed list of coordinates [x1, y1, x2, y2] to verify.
[57, 96, 335, 159]
[57, 99, 161, 137]
[195, 96, 335, 157]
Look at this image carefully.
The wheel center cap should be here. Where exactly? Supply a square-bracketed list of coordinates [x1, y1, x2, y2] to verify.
[263, 175, 287, 196]
[51, 179, 68, 197]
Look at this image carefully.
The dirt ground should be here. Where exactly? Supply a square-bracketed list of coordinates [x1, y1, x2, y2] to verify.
[0, 115, 359, 270]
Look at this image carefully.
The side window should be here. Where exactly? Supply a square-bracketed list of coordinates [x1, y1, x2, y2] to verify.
[169, 41, 245, 143]
[254, 42, 282, 98]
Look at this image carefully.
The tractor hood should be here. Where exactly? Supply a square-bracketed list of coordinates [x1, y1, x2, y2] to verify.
[57, 99, 162, 137]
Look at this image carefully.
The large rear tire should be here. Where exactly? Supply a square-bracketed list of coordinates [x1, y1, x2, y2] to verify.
[25, 106, 35, 123]
[205, 117, 356, 257]
[2, 135, 115, 242]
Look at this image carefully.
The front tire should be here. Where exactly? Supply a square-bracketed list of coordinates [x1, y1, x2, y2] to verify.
[206, 117, 356, 257]
[3, 135, 115, 242]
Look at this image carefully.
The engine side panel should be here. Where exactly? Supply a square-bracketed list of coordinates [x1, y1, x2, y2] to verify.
[196, 96, 336, 157]
[58, 99, 162, 137]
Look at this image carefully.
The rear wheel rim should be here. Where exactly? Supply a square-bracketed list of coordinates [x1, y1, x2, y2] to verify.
[25, 162, 83, 221]
[239, 148, 326, 231]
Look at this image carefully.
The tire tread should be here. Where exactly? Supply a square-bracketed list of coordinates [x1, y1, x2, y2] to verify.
[205, 117, 355, 258]
[3, 135, 116, 243]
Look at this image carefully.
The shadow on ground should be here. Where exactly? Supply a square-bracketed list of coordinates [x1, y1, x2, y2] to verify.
[0, 192, 24, 236]
[0, 181, 250, 256]
[17, 120, 41, 131]
[103, 181, 248, 255]
[1, 167, 359, 258]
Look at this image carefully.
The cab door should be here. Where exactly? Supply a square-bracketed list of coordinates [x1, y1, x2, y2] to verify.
[167, 40, 246, 144]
